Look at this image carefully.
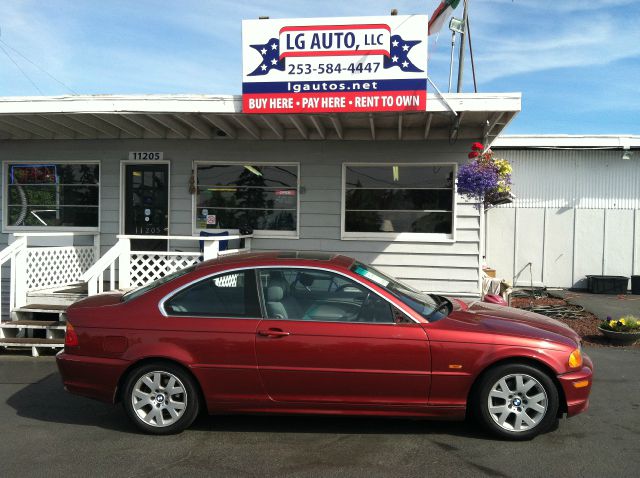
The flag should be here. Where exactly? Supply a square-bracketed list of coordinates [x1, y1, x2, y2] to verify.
[428, 0, 461, 36]
[382, 35, 424, 72]
[247, 38, 286, 76]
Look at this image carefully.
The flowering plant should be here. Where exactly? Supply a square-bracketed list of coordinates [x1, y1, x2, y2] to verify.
[457, 143, 512, 205]
[600, 315, 640, 333]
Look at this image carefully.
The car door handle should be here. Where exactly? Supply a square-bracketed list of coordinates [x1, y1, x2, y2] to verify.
[257, 329, 291, 338]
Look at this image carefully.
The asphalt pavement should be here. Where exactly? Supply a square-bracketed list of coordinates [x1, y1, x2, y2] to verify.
[550, 289, 640, 320]
[0, 346, 639, 478]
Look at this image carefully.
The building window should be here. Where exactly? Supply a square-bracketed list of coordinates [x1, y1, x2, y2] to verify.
[342, 163, 456, 241]
[194, 163, 299, 237]
[4, 162, 100, 231]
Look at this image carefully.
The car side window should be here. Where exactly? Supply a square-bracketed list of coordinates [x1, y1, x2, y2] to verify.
[164, 270, 260, 318]
[259, 268, 397, 324]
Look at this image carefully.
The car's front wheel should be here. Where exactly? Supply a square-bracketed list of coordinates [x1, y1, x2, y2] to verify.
[474, 363, 560, 440]
[123, 362, 200, 435]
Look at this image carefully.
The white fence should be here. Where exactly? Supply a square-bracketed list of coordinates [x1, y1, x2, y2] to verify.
[26, 246, 95, 291]
[129, 252, 200, 288]
[81, 234, 253, 294]
[486, 207, 640, 289]
[0, 232, 252, 321]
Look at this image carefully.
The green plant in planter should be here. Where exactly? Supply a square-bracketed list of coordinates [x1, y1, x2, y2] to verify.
[600, 315, 640, 332]
[598, 315, 640, 345]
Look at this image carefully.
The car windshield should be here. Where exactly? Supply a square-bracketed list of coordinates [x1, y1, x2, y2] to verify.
[350, 262, 450, 321]
[122, 265, 197, 302]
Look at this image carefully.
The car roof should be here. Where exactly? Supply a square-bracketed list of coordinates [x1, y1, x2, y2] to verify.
[195, 251, 356, 272]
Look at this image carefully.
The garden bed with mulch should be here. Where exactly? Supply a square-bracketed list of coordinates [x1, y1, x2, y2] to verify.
[510, 295, 639, 347]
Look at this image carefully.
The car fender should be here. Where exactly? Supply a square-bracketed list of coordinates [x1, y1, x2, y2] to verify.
[120, 341, 197, 368]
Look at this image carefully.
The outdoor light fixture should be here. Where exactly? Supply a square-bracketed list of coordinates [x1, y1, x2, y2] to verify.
[449, 17, 465, 34]
[622, 147, 633, 160]
[392, 165, 400, 182]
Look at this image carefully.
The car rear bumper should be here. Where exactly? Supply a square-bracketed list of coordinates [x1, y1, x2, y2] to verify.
[558, 352, 594, 417]
[56, 350, 129, 404]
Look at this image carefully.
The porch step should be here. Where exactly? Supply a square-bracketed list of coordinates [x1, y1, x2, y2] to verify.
[12, 303, 68, 322]
[0, 337, 64, 345]
[0, 337, 64, 356]
[14, 304, 68, 313]
[27, 283, 88, 307]
[1, 320, 66, 330]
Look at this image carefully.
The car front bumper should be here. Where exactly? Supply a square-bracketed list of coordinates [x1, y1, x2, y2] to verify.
[557, 352, 594, 417]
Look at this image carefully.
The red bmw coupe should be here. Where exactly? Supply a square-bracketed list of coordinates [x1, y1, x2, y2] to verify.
[57, 251, 593, 439]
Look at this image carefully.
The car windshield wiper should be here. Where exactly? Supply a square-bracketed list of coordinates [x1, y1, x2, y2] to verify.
[425, 298, 451, 321]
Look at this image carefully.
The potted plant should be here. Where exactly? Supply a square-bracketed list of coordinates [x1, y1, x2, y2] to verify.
[457, 142, 514, 208]
[598, 315, 640, 345]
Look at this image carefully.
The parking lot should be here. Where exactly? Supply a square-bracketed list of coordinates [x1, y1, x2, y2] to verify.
[1, 346, 639, 478]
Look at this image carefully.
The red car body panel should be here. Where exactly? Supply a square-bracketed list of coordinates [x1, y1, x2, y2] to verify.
[57, 252, 593, 421]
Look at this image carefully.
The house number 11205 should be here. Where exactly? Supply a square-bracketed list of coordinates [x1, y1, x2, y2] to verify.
[128, 152, 163, 160]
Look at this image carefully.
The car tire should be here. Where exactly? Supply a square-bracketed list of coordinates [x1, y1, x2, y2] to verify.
[123, 362, 200, 435]
[473, 363, 560, 440]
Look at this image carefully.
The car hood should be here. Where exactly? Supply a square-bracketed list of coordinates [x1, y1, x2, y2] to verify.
[435, 299, 580, 348]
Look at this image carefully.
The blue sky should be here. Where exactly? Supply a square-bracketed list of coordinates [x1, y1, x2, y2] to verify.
[1, 0, 638, 134]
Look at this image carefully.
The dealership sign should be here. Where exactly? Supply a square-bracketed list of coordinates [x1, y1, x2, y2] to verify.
[241, 15, 428, 114]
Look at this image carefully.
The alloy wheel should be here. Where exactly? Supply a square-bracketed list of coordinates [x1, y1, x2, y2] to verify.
[131, 370, 188, 427]
[487, 373, 548, 433]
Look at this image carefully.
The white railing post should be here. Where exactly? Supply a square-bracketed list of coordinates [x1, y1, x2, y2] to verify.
[203, 240, 220, 260]
[244, 237, 252, 251]
[87, 276, 98, 296]
[13, 238, 28, 309]
[118, 238, 131, 290]
[93, 233, 101, 265]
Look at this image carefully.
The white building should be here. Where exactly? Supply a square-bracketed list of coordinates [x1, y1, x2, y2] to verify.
[0, 92, 521, 354]
[489, 135, 640, 289]
[1, 93, 638, 356]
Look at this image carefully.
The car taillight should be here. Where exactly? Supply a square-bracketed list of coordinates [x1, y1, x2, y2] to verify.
[65, 322, 79, 347]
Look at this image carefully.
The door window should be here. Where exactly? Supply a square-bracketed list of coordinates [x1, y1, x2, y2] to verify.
[124, 163, 169, 251]
[259, 268, 397, 324]
[164, 270, 260, 318]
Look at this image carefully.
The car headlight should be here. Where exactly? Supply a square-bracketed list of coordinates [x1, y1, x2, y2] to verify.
[568, 348, 583, 369]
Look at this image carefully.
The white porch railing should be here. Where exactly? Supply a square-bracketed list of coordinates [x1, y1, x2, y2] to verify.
[0, 232, 99, 321]
[81, 234, 253, 295]
[0, 236, 27, 326]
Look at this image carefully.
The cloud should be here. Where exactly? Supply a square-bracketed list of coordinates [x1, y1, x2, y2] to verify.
[464, 7, 640, 83]
[485, 0, 637, 13]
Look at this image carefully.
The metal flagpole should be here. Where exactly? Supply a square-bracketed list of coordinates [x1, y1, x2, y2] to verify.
[456, 0, 469, 93]
[448, 29, 456, 92]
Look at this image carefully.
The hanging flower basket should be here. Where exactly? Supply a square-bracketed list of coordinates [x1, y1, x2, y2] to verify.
[457, 143, 513, 207]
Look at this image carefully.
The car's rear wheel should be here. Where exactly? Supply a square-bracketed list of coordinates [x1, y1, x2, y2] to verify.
[123, 362, 200, 435]
[474, 363, 559, 440]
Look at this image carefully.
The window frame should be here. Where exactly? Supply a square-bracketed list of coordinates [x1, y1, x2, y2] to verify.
[160, 268, 262, 319]
[192, 161, 300, 239]
[259, 266, 401, 325]
[2, 160, 101, 233]
[160, 265, 421, 324]
[340, 162, 457, 243]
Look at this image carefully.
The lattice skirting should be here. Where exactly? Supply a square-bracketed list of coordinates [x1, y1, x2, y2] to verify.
[130, 254, 200, 288]
[26, 246, 95, 291]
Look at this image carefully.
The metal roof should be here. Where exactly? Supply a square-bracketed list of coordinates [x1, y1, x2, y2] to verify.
[0, 93, 520, 142]
[493, 134, 640, 149]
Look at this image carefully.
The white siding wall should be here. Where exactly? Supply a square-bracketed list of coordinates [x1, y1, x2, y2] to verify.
[486, 149, 640, 288]
[0, 139, 482, 296]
